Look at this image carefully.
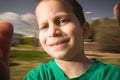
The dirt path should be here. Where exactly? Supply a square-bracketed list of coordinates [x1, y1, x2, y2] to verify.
[84, 42, 120, 58]
[85, 51, 120, 58]
[11, 46, 120, 59]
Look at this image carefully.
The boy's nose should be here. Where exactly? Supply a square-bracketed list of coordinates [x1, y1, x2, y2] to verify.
[48, 24, 62, 37]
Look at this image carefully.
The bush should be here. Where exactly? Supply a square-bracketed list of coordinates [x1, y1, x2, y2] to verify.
[89, 19, 101, 41]
[21, 37, 39, 47]
[95, 18, 120, 53]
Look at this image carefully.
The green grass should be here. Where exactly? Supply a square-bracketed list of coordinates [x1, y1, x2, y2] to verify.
[10, 50, 52, 62]
[10, 50, 52, 80]
[15, 44, 35, 48]
[10, 50, 120, 80]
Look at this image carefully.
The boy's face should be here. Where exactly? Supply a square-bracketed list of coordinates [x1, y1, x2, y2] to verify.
[35, 1, 89, 60]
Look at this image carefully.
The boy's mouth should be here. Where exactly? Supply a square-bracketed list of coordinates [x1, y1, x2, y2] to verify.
[48, 38, 70, 46]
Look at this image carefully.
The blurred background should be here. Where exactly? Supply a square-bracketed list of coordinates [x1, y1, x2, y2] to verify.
[0, 0, 120, 52]
[0, 0, 120, 80]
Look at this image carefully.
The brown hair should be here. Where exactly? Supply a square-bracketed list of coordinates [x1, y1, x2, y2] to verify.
[35, 0, 86, 26]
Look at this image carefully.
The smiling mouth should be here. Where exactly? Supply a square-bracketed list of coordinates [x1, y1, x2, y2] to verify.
[48, 38, 70, 46]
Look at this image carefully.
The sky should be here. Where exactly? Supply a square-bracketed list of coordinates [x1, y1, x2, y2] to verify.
[0, 0, 119, 36]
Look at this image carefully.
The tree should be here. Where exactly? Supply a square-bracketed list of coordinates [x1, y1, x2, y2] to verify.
[89, 19, 101, 41]
[95, 18, 120, 53]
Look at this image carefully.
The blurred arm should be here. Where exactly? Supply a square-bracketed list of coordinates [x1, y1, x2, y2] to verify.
[0, 21, 13, 80]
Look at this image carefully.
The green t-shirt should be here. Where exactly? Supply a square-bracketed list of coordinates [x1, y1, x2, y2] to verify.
[24, 59, 120, 80]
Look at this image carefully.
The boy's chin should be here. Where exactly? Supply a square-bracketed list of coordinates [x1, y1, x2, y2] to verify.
[48, 51, 69, 60]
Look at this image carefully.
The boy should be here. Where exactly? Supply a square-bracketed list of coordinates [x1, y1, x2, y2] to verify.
[24, 0, 120, 80]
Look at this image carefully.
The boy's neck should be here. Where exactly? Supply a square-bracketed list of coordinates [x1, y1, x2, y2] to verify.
[55, 55, 92, 78]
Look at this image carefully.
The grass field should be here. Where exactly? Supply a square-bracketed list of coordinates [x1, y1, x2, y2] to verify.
[10, 50, 120, 80]
[10, 50, 52, 80]
[15, 44, 35, 48]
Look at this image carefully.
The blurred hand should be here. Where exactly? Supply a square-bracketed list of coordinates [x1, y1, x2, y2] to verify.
[0, 21, 13, 80]
[114, 2, 120, 26]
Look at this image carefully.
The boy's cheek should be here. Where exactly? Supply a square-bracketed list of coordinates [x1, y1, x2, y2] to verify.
[39, 36, 46, 47]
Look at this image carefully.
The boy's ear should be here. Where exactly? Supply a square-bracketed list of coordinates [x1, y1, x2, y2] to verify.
[82, 22, 90, 39]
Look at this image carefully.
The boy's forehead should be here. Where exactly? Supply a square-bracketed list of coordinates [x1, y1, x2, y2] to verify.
[36, 0, 73, 14]
[37, 0, 72, 9]
[35, 0, 75, 24]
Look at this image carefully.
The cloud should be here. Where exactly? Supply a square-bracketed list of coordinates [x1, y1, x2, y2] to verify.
[91, 17, 100, 20]
[85, 11, 92, 14]
[21, 13, 36, 24]
[0, 12, 20, 21]
[0, 12, 38, 36]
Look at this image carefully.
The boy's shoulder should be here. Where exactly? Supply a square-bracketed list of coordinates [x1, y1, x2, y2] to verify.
[28, 59, 54, 73]
[92, 59, 120, 72]
[93, 59, 120, 69]
[88, 59, 120, 80]
[24, 60, 55, 80]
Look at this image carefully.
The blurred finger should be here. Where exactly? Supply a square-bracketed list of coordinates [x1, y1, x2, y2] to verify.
[113, 2, 120, 26]
[0, 21, 13, 80]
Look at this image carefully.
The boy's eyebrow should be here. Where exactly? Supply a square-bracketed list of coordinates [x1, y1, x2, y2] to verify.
[38, 12, 70, 26]
[53, 12, 69, 17]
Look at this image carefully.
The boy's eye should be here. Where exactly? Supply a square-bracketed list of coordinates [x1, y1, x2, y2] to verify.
[60, 19, 67, 23]
[56, 18, 69, 26]
[40, 25, 48, 30]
